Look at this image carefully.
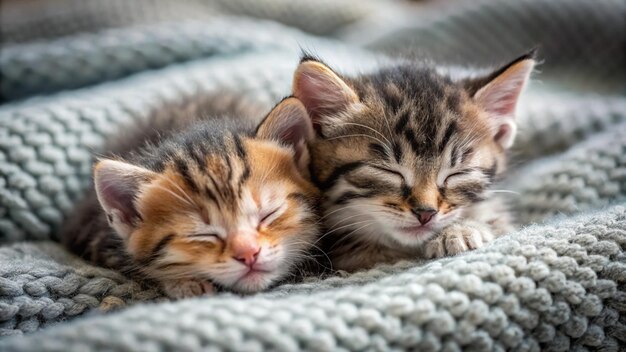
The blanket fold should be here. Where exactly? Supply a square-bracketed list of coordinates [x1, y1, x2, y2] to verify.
[2, 206, 625, 350]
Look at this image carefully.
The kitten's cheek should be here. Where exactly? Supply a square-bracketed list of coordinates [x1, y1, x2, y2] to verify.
[437, 209, 459, 224]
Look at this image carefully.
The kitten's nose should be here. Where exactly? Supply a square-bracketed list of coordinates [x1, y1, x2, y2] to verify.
[412, 208, 437, 225]
[233, 249, 260, 267]
[231, 235, 260, 267]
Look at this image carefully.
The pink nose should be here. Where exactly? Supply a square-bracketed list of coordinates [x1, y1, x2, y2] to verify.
[412, 208, 437, 225]
[231, 235, 260, 267]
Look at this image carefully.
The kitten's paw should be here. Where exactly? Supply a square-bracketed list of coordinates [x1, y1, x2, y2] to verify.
[161, 279, 215, 299]
[424, 223, 494, 259]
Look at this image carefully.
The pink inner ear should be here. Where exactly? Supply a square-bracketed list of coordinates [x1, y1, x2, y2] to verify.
[473, 59, 534, 149]
[494, 122, 514, 148]
[94, 160, 152, 226]
[476, 77, 527, 119]
[475, 60, 534, 119]
[293, 61, 358, 126]
[298, 72, 341, 118]
[97, 178, 139, 225]
[297, 77, 326, 131]
[490, 93, 520, 117]
[275, 113, 313, 168]
[278, 119, 308, 148]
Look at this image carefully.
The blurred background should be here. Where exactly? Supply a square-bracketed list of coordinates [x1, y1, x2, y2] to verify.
[1, 0, 624, 103]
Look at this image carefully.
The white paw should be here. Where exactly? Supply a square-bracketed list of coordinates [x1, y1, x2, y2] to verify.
[424, 222, 494, 259]
[161, 279, 215, 299]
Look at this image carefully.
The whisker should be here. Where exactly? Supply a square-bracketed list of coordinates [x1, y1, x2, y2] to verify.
[328, 221, 376, 251]
[487, 189, 520, 195]
[326, 134, 388, 147]
[335, 122, 393, 152]
[285, 241, 334, 272]
[319, 202, 396, 220]
[313, 218, 376, 246]
[323, 212, 371, 227]
[150, 184, 195, 208]
[162, 174, 197, 206]
[315, 203, 375, 223]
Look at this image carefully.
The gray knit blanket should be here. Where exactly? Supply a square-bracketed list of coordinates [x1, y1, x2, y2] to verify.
[1, 0, 625, 350]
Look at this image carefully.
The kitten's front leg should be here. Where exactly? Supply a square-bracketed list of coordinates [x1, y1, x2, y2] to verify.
[161, 278, 215, 299]
[423, 220, 495, 259]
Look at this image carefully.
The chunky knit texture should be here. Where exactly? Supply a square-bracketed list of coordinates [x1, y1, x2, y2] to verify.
[2, 208, 625, 350]
[0, 0, 625, 350]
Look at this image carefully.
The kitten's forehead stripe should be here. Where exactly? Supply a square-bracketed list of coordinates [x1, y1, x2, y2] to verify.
[450, 144, 460, 168]
[233, 135, 247, 159]
[174, 157, 200, 193]
[461, 147, 474, 163]
[225, 156, 233, 185]
[207, 173, 227, 203]
[394, 110, 411, 134]
[187, 143, 207, 171]
[439, 121, 457, 153]
[403, 129, 424, 156]
[393, 143, 403, 163]
[237, 162, 251, 197]
[203, 186, 221, 210]
[381, 83, 403, 114]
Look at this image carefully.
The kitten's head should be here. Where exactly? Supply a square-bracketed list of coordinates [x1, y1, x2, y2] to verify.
[293, 52, 535, 249]
[94, 98, 319, 293]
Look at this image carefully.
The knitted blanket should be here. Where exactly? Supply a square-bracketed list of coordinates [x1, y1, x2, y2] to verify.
[1, 0, 625, 350]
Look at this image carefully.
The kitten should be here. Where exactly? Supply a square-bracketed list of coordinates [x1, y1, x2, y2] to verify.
[290, 51, 536, 271]
[62, 97, 320, 298]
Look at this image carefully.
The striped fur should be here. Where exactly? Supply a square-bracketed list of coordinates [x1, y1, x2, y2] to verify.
[293, 52, 536, 271]
[62, 97, 321, 297]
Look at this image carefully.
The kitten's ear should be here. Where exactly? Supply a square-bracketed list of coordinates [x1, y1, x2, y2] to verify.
[292, 57, 359, 131]
[94, 159, 155, 238]
[464, 50, 536, 149]
[256, 97, 314, 175]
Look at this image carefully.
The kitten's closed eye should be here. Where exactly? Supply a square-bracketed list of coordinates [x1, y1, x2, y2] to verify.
[367, 164, 405, 181]
[346, 164, 405, 189]
[443, 169, 473, 184]
[443, 167, 493, 188]
[186, 232, 223, 243]
[259, 207, 282, 225]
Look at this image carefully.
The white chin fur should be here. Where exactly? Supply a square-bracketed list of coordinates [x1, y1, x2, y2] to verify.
[213, 263, 283, 294]
[325, 201, 460, 250]
[229, 270, 282, 293]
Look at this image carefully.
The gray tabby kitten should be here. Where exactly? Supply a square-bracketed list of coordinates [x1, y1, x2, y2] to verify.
[290, 51, 536, 271]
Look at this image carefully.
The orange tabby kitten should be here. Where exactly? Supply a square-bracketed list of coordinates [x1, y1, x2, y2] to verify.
[62, 97, 321, 298]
